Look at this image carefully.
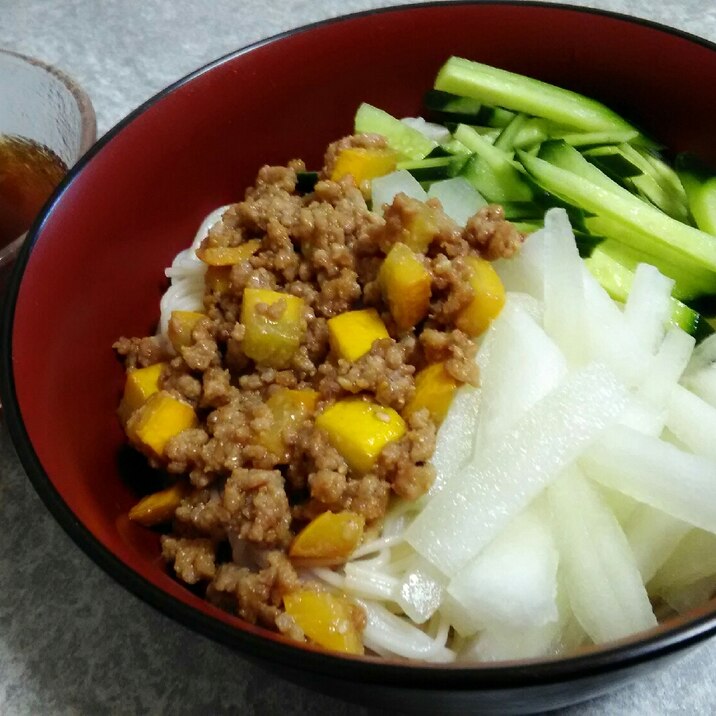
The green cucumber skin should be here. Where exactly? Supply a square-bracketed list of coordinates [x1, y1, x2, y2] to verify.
[583, 147, 644, 180]
[519, 150, 716, 275]
[424, 89, 482, 117]
[295, 171, 319, 194]
[479, 106, 516, 129]
[676, 153, 716, 236]
[435, 56, 638, 134]
[558, 129, 639, 148]
[690, 176, 716, 236]
[397, 155, 468, 181]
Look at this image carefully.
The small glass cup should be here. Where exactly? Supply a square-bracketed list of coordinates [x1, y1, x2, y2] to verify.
[0, 49, 96, 296]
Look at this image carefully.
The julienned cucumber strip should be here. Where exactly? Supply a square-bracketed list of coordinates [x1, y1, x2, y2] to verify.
[354, 103, 436, 160]
[461, 156, 525, 203]
[500, 201, 545, 220]
[443, 124, 501, 143]
[512, 118, 550, 149]
[585, 245, 702, 336]
[639, 150, 689, 207]
[396, 155, 469, 181]
[537, 141, 664, 229]
[424, 89, 482, 117]
[676, 153, 716, 236]
[605, 144, 690, 222]
[540, 140, 685, 227]
[558, 129, 640, 147]
[519, 151, 716, 274]
[435, 56, 639, 134]
[428, 138, 472, 158]
[582, 146, 644, 180]
[454, 124, 517, 164]
[494, 113, 529, 152]
[628, 173, 691, 224]
[455, 124, 533, 202]
[583, 222, 716, 302]
[479, 106, 516, 128]
[539, 141, 628, 194]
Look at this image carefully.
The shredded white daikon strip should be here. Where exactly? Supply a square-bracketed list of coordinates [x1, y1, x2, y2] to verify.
[405, 362, 628, 577]
[624, 505, 690, 583]
[549, 467, 657, 643]
[542, 208, 588, 365]
[582, 426, 716, 534]
[427, 177, 487, 225]
[401, 117, 452, 144]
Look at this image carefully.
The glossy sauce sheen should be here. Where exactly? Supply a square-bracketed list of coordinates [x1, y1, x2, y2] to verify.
[0, 135, 66, 247]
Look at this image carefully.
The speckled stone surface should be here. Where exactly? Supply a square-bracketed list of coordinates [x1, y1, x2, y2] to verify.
[1, 1, 716, 714]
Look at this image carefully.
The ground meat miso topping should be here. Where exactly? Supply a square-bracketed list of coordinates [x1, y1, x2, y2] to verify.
[114, 134, 522, 655]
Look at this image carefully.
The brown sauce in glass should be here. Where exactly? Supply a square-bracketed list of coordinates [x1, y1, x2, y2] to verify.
[0, 135, 67, 248]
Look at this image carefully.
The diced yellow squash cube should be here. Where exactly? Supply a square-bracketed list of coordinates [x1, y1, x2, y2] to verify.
[384, 195, 448, 254]
[330, 147, 398, 186]
[405, 362, 458, 424]
[128, 481, 190, 527]
[405, 202, 441, 253]
[168, 310, 205, 352]
[126, 390, 197, 459]
[283, 589, 364, 655]
[118, 362, 166, 424]
[289, 511, 365, 565]
[259, 388, 319, 462]
[315, 398, 405, 473]
[455, 255, 506, 337]
[205, 265, 231, 293]
[241, 288, 306, 368]
[196, 238, 261, 266]
[327, 308, 389, 362]
[378, 243, 431, 331]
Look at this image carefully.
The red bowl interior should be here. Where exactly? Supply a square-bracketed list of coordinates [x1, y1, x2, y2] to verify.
[4, 0, 716, 689]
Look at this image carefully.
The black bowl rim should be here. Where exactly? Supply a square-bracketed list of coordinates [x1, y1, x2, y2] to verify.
[3, 0, 716, 692]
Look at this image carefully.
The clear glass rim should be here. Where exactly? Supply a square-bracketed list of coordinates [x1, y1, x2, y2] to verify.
[0, 48, 97, 267]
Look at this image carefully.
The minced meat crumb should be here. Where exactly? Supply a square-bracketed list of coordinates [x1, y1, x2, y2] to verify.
[115, 131, 521, 646]
[464, 204, 525, 260]
[161, 536, 216, 584]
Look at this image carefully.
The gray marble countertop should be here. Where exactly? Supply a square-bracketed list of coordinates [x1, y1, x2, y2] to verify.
[2, 1, 716, 714]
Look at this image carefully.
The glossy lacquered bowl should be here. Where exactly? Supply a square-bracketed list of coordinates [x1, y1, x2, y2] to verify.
[3, 3, 716, 714]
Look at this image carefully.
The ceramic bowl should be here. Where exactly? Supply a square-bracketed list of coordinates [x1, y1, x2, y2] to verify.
[2, 4, 716, 713]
